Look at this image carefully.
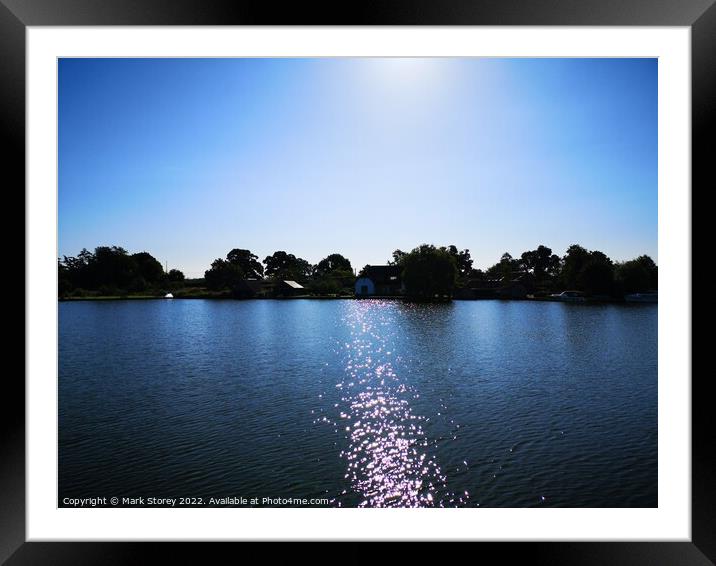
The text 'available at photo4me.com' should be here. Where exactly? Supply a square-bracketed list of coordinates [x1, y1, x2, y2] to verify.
[61, 496, 332, 507]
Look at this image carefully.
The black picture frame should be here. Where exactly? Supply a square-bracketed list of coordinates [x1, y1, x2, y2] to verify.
[4, 1, 710, 563]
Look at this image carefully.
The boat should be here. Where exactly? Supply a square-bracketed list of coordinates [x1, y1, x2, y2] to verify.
[624, 292, 657, 303]
[164, 293, 174, 299]
[549, 291, 586, 303]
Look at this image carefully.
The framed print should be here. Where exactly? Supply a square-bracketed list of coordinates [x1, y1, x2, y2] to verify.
[5, 0, 711, 563]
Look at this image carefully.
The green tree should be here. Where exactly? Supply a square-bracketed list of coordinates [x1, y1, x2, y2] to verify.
[517, 245, 562, 292]
[469, 268, 486, 283]
[520, 245, 554, 279]
[576, 250, 614, 296]
[307, 277, 343, 296]
[61, 248, 94, 290]
[314, 253, 353, 278]
[561, 244, 591, 289]
[263, 251, 313, 281]
[312, 253, 353, 295]
[167, 269, 185, 282]
[441, 245, 473, 286]
[58, 259, 72, 297]
[615, 255, 657, 294]
[226, 248, 264, 279]
[388, 249, 407, 266]
[401, 244, 457, 300]
[59, 246, 165, 295]
[635, 255, 658, 289]
[131, 252, 165, 285]
[546, 253, 562, 280]
[92, 246, 136, 291]
[204, 258, 244, 290]
[486, 252, 518, 282]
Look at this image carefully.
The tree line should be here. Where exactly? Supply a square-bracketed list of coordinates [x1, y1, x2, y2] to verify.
[479, 244, 658, 297]
[384, 243, 657, 300]
[58, 246, 356, 297]
[59, 246, 184, 297]
[204, 249, 355, 295]
[59, 243, 657, 300]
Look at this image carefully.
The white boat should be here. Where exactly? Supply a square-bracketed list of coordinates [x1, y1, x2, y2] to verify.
[625, 292, 657, 303]
[550, 291, 586, 303]
[164, 293, 174, 299]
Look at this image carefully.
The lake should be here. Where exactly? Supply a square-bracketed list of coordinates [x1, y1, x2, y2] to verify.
[59, 299, 657, 507]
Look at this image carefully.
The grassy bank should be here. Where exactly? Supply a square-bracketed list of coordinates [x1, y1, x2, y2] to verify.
[59, 288, 358, 301]
[59, 289, 636, 303]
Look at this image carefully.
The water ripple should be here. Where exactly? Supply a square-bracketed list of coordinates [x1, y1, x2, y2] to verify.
[59, 299, 657, 507]
[325, 300, 469, 508]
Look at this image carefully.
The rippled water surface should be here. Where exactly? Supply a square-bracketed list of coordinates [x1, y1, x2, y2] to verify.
[59, 299, 657, 507]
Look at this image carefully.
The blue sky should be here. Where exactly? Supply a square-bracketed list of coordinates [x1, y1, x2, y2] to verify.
[59, 58, 657, 277]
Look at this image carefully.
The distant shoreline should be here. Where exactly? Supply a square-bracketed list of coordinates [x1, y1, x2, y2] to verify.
[58, 294, 648, 305]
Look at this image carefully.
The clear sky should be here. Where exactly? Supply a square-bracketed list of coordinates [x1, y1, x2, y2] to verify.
[59, 58, 657, 277]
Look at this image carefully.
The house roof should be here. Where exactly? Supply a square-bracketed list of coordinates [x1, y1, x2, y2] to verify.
[362, 265, 402, 285]
[283, 280, 304, 289]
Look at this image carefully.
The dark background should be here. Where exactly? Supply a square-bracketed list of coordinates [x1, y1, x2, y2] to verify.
[4, 0, 712, 563]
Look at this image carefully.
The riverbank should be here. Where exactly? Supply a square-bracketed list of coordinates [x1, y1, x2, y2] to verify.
[59, 293, 645, 304]
[59, 291, 355, 301]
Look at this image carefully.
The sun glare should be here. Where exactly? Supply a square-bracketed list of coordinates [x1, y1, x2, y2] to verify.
[360, 58, 448, 96]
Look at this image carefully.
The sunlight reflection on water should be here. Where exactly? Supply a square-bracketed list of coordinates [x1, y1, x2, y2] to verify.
[324, 300, 469, 508]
